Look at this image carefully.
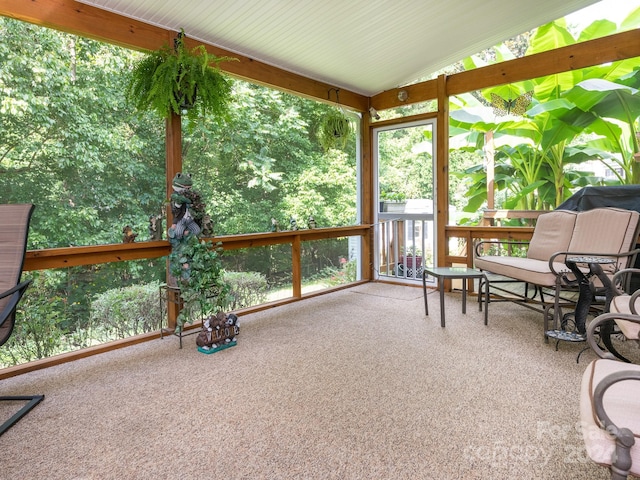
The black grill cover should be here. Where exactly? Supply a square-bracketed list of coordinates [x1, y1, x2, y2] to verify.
[556, 185, 640, 213]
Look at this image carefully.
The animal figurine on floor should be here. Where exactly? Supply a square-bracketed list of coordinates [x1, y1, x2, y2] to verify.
[196, 311, 240, 352]
[196, 317, 214, 348]
[122, 225, 138, 243]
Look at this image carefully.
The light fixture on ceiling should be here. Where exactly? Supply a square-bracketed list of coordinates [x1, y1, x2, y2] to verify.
[369, 107, 380, 120]
[397, 89, 408, 102]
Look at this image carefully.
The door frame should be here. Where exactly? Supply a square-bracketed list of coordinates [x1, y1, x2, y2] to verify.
[372, 118, 438, 283]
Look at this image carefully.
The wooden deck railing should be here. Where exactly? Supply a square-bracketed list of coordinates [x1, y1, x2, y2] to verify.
[445, 225, 534, 267]
[22, 223, 534, 300]
[24, 225, 370, 272]
[1, 225, 370, 380]
[6, 223, 538, 379]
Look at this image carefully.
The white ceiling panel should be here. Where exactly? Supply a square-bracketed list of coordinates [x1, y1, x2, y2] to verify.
[76, 0, 604, 96]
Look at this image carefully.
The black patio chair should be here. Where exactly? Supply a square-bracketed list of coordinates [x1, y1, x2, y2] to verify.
[0, 203, 44, 436]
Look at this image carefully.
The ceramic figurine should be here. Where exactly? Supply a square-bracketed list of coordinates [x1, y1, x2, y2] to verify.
[122, 225, 138, 243]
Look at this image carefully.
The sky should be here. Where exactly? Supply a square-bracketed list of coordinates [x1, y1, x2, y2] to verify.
[565, 0, 639, 28]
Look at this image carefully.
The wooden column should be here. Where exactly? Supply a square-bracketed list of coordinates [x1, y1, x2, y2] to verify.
[165, 112, 182, 329]
[436, 74, 449, 269]
[436, 74, 451, 290]
[484, 130, 495, 227]
[361, 111, 373, 281]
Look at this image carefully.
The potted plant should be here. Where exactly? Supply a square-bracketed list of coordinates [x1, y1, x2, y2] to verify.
[126, 29, 235, 122]
[318, 107, 354, 150]
[380, 190, 407, 212]
[167, 172, 231, 332]
[169, 233, 230, 330]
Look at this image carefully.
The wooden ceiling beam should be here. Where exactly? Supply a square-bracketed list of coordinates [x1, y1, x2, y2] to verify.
[370, 80, 438, 112]
[0, 0, 368, 111]
[372, 28, 640, 111]
[447, 28, 640, 96]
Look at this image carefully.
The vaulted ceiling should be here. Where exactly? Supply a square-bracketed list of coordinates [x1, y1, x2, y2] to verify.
[76, 0, 600, 97]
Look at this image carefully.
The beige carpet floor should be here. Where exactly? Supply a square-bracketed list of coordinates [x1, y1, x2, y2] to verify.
[0, 282, 630, 479]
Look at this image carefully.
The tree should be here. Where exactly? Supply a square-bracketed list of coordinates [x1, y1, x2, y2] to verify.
[0, 18, 166, 247]
[183, 81, 358, 236]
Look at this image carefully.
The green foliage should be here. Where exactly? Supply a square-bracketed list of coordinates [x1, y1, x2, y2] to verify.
[223, 271, 268, 309]
[0, 18, 166, 248]
[88, 282, 162, 341]
[450, 11, 640, 215]
[377, 124, 433, 203]
[126, 30, 235, 122]
[0, 271, 66, 367]
[314, 259, 357, 287]
[182, 83, 358, 235]
[380, 190, 406, 202]
[169, 234, 230, 329]
[318, 108, 354, 150]
[0, 18, 357, 365]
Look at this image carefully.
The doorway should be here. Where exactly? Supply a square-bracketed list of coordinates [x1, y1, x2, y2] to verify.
[373, 119, 437, 284]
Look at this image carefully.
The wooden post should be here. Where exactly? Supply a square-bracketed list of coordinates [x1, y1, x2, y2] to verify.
[436, 74, 452, 290]
[483, 130, 495, 227]
[361, 110, 373, 281]
[292, 235, 302, 297]
[165, 112, 182, 330]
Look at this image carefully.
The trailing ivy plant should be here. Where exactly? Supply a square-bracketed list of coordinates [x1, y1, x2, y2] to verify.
[318, 108, 354, 150]
[126, 29, 236, 122]
[168, 233, 231, 330]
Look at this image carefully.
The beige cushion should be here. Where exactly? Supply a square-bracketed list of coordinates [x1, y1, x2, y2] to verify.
[568, 208, 640, 272]
[580, 358, 640, 476]
[527, 210, 577, 262]
[474, 255, 566, 287]
[610, 295, 640, 340]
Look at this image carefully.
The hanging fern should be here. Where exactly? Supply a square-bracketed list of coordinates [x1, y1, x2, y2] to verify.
[126, 30, 236, 122]
[318, 108, 354, 150]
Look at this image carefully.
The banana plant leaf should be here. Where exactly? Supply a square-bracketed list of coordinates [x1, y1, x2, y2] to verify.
[563, 79, 640, 123]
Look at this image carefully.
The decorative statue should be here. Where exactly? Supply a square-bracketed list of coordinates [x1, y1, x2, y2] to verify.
[165, 172, 236, 351]
[148, 211, 164, 241]
[200, 214, 215, 237]
[167, 172, 212, 285]
[122, 225, 138, 243]
[168, 172, 206, 241]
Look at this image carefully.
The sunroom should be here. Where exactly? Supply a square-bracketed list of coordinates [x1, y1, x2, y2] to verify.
[2, 0, 639, 372]
[1, 0, 640, 477]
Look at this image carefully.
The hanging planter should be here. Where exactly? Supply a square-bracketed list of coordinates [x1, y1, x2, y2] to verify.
[318, 89, 354, 150]
[126, 29, 236, 122]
